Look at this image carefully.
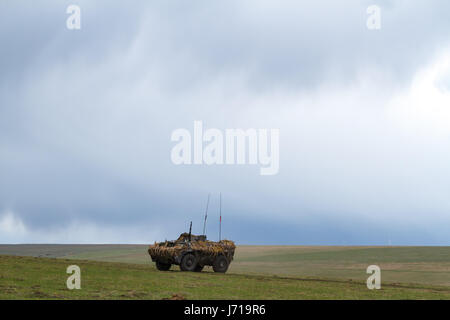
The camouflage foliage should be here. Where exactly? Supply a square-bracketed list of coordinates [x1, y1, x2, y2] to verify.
[148, 233, 236, 260]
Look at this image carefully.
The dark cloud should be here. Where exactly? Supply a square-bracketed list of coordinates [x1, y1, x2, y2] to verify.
[1, 1, 450, 244]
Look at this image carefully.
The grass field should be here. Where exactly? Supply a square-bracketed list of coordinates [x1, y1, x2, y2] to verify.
[0, 245, 449, 299]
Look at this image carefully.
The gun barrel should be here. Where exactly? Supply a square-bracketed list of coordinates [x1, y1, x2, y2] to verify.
[189, 221, 192, 241]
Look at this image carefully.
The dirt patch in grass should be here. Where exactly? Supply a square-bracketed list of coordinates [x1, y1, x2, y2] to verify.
[163, 293, 187, 300]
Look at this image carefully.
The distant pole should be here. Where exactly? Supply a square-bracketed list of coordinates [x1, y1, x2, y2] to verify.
[219, 193, 222, 241]
[202, 194, 210, 236]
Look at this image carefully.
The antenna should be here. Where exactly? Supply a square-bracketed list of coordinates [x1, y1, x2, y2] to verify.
[219, 193, 222, 241]
[202, 194, 210, 236]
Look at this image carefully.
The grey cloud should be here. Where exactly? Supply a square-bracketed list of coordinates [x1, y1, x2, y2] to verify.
[1, 1, 450, 244]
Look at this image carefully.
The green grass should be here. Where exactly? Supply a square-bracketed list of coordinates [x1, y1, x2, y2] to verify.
[231, 246, 450, 287]
[58, 245, 450, 287]
[1, 255, 450, 300]
[1, 245, 450, 299]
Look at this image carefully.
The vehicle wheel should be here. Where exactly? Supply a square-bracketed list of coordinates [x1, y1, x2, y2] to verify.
[194, 265, 204, 272]
[213, 255, 229, 273]
[180, 253, 198, 272]
[155, 260, 171, 271]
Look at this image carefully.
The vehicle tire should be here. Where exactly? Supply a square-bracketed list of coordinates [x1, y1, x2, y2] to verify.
[180, 253, 198, 272]
[213, 255, 229, 273]
[194, 265, 204, 272]
[155, 260, 171, 271]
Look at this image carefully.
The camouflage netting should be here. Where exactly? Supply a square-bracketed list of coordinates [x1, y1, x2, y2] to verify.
[148, 233, 236, 260]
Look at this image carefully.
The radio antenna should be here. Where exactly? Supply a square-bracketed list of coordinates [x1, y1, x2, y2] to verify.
[219, 193, 222, 241]
[202, 193, 210, 236]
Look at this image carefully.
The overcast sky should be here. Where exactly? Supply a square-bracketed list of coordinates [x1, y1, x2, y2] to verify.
[1, 1, 450, 244]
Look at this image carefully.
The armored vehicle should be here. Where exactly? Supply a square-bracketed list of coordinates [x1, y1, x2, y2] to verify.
[148, 231, 236, 273]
